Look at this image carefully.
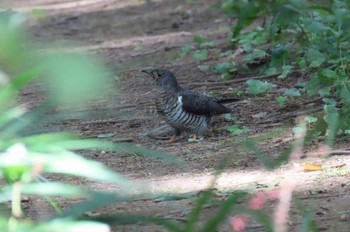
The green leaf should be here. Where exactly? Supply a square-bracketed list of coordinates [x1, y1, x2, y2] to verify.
[246, 80, 276, 94]
[213, 62, 231, 74]
[62, 191, 129, 217]
[0, 107, 26, 128]
[41, 53, 112, 106]
[322, 98, 337, 107]
[228, 125, 249, 135]
[21, 183, 88, 196]
[200, 41, 215, 48]
[305, 116, 318, 123]
[193, 35, 206, 44]
[224, 114, 237, 122]
[284, 88, 301, 97]
[298, 209, 317, 232]
[276, 96, 287, 107]
[319, 86, 331, 97]
[340, 85, 350, 106]
[79, 215, 181, 232]
[324, 105, 339, 147]
[197, 65, 209, 72]
[304, 20, 330, 32]
[201, 191, 246, 232]
[179, 44, 192, 59]
[306, 49, 326, 68]
[278, 65, 293, 79]
[38, 219, 110, 232]
[265, 67, 279, 75]
[243, 49, 267, 62]
[292, 126, 306, 134]
[0, 67, 41, 105]
[320, 69, 337, 79]
[185, 189, 215, 232]
[193, 49, 208, 62]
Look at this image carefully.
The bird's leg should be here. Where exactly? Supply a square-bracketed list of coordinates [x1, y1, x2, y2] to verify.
[167, 129, 181, 143]
[168, 134, 178, 142]
[188, 134, 203, 142]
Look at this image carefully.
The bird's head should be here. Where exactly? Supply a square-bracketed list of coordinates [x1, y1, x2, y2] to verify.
[142, 69, 179, 91]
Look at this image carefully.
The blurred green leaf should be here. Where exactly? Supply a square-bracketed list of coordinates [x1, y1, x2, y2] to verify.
[228, 125, 249, 135]
[224, 114, 237, 122]
[298, 209, 317, 232]
[284, 88, 301, 97]
[193, 35, 206, 44]
[36, 219, 110, 232]
[306, 49, 326, 68]
[304, 20, 330, 32]
[278, 65, 293, 79]
[41, 53, 112, 106]
[243, 49, 267, 62]
[319, 86, 331, 97]
[246, 80, 276, 94]
[62, 191, 146, 219]
[179, 44, 192, 59]
[200, 42, 215, 48]
[197, 65, 209, 72]
[320, 69, 337, 79]
[324, 105, 339, 146]
[81, 214, 180, 232]
[340, 84, 350, 106]
[305, 116, 318, 123]
[0, 14, 27, 68]
[193, 49, 208, 62]
[213, 62, 231, 74]
[0, 107, 26, 130]
[0, 67, 41, 106]
[185, 189, 214, 232]
[276, 96, 287, 107]
[0, 141, 133, 187]
[21, 183, 88, 196]
[201, 191, 245, 232]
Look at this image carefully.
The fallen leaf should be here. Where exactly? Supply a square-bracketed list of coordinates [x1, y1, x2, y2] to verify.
[302, 163, 323, 172]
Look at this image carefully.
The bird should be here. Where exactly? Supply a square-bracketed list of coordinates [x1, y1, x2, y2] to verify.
[142, 68, 235, 142]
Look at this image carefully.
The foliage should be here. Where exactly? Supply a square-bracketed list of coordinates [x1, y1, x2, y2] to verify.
[246, 79, 276, 94]
[219, 0, 350, 135]
[228, 125, 249, 136]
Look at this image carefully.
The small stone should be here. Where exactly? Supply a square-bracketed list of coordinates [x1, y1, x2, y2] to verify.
[340, 214, 348, 221]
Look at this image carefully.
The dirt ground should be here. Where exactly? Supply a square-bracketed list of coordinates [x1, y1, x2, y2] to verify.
[8, 0, 350, 231]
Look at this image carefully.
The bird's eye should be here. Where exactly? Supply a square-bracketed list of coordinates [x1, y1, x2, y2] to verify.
[157, 73, 163, 78]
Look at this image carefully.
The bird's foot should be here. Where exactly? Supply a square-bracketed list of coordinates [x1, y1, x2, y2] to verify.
[167, 134, 180, 143]
[188, 134, 203, 143]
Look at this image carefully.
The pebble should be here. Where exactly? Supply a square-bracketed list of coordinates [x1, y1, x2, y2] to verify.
[340, 214, 348, 221]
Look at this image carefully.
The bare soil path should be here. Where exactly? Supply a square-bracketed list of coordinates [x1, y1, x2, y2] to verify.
[9, 0, 350, 231]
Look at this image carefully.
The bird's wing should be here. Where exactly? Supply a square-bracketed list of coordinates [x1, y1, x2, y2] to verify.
[179, 89, 231, 116]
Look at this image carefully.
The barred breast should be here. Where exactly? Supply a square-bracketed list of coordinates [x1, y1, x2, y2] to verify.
[156, 92, 210, 135]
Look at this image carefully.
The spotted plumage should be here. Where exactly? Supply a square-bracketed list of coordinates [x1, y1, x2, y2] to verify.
[142, 69, 233, 140]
